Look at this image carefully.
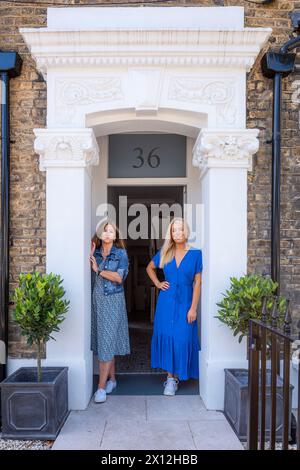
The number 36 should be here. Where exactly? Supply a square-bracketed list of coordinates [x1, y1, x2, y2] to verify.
[132, 147, 160, 169]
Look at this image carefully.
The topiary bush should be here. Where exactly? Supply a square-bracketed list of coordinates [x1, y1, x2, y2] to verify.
[215, 273, 287, 344]
[11, 272, 70, 382]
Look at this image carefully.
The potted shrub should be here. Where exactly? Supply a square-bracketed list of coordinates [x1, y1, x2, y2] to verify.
[215, 273, 294, 441]
[0, 272, 70, 440]
[215, 273, 287, 346]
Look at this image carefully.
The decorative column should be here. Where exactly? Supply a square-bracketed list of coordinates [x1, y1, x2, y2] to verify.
[193, 128, 260, 410]
[34, 128, 100, 410]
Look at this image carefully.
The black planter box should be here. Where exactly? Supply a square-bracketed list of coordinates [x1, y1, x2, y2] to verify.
[224, 368, 294, 442]
[0, 367, 69, 440]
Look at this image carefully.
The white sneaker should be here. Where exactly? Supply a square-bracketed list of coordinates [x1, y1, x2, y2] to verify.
[163, 377, 179, 396]
[105, 379, 117, 394]
[94, 388, 106, 403]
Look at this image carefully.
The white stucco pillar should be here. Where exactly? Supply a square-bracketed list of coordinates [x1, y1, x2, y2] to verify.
[193, 128, 260, 411]
[33, 128, 100, 410]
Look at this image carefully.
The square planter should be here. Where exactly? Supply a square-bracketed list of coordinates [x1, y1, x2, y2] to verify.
[224, 368, 294, 442]
[0, 367, 69, 440]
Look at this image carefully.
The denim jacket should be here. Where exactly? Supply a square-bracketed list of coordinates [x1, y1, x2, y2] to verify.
[91, 245, 129, 296]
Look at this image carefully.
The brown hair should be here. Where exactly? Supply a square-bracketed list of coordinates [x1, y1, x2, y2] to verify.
[93, 218, 126, 250]
[91, 232, 101, 250]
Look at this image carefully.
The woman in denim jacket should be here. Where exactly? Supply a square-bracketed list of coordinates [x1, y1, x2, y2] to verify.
[90, 218, 130, 403]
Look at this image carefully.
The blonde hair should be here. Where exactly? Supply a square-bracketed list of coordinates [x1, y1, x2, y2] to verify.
[158, 217, 190, 268]
[94, 218, 126, 250]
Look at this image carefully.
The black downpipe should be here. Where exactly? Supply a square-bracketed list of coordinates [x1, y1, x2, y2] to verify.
[0, 52, 22, 386]
[261, 32, 300, 296]
[271, 72, 282, 293]
[0, 72, 10, 384]
[260, 18, 300, 423]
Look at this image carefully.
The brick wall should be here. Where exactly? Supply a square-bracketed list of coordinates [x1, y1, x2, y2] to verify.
[1, 0, 299, 358]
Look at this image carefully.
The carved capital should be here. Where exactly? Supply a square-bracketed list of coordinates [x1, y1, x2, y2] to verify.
[192, 128, 260, 178]
[33, 128, 100, 172]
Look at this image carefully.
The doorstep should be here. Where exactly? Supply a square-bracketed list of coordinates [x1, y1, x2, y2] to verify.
[52, 395, 244, 450]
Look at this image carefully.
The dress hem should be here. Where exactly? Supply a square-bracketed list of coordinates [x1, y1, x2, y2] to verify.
[93, 350, 131, 362]
[151, 332, 199, 381]
[150, 364, 199, 381]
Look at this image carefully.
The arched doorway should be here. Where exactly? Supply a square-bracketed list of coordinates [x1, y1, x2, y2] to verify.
[90, 121, 202, 385]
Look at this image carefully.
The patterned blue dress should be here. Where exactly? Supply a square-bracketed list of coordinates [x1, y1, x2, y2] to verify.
[151, 247, 203, 380]
[91, 257, 130, 362]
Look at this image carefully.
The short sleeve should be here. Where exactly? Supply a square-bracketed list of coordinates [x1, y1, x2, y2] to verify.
[116, 268, 127, 281]
[195, 249, 203, 274]
[116, 249, 129, 281]
[151, 249, 161, 268]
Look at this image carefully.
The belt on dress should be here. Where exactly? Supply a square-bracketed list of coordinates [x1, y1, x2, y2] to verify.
[170, 282, 192, 304]
[168, 282, 192, 323]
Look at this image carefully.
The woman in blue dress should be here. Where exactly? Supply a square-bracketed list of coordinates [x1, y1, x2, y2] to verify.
[146, 217, 202, 396]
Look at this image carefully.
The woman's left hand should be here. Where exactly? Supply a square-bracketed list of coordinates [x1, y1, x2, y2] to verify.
[187, 307, 197, 324]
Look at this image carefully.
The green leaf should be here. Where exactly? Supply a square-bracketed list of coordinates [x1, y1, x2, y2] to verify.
[215, 273, 289, 342]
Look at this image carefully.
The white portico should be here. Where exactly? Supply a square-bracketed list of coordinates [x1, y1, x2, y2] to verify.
[9, 6, 271, 410]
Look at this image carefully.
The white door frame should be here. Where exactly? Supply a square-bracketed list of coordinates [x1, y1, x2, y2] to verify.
[10, 6, 271, 410]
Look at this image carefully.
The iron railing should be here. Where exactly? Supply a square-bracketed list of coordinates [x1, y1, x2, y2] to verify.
[247, 296, 300, 450]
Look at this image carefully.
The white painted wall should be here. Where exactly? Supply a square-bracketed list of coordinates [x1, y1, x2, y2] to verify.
[47, 6, 245, 30]
[200, 167, 249, 409]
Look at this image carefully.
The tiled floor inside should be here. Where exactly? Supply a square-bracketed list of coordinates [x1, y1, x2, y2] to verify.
[115, 320, 163, 373]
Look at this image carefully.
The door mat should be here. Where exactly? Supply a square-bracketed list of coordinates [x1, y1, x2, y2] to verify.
[93, 373, 199, 395]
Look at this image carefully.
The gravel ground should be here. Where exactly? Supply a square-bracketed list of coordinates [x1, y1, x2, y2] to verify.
[0, 435, 54, 450]
[241, 440, 297, 450]
[1, 436, 297, 450]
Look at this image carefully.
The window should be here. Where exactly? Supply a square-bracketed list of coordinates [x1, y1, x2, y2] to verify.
[108, 134, 186, 178]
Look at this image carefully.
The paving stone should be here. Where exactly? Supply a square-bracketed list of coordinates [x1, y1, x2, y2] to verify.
[189, 420, 244, 450]
[52, 411, 106, 450]
[100, 419, 196, 450]
[88, 395, 147, 422]
[146, 395, 207, 421]
[52, 395, 244, 450]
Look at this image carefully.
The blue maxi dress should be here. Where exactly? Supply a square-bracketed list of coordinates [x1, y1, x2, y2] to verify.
[151, 247, 203, 380]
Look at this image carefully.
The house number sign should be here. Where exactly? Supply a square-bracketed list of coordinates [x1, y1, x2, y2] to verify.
[108, 134, 186, 178]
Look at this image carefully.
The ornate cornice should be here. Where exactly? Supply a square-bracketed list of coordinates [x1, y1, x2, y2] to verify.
[33, 128, 100, 173]
[192, 128, 260, 178]
[19, 28, 271, 78]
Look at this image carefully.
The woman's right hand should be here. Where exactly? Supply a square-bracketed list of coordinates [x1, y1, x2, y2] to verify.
[89, 241, 98, 272]
[156, 281, 170, 290]
[90, 255, 98, 273]
[90, 241, 96, 257]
